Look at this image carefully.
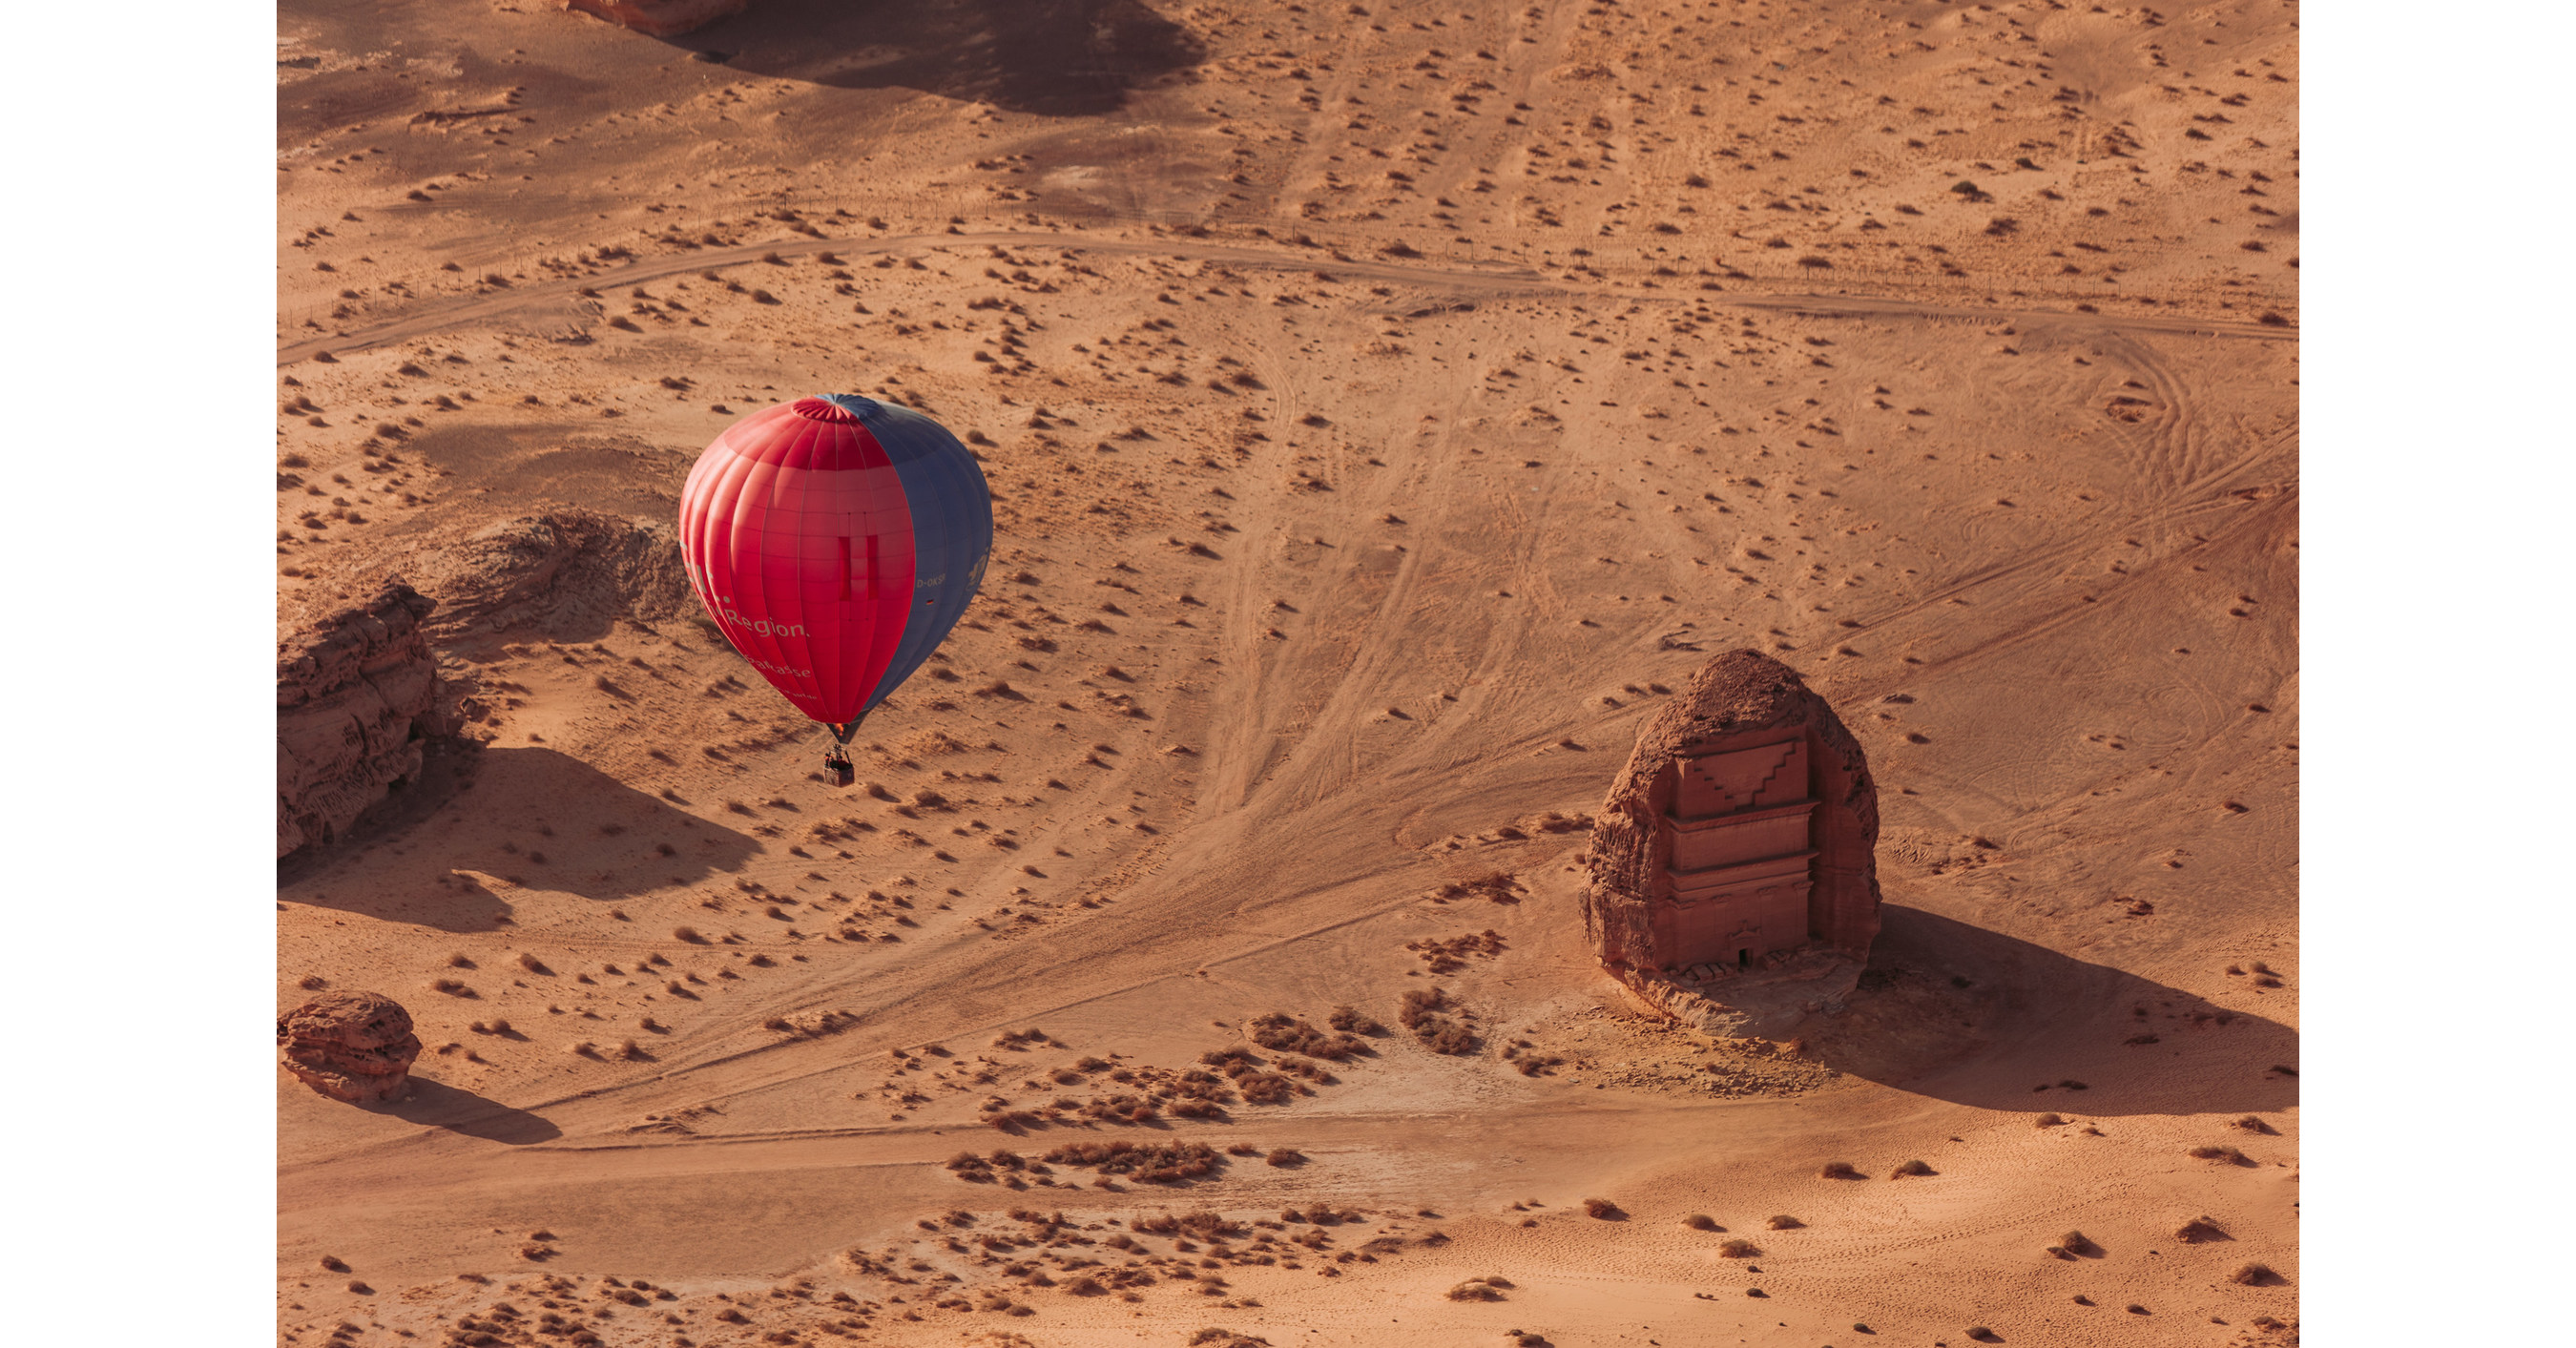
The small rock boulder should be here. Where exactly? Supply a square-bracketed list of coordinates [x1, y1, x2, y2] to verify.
[278, 991, 422, 1103]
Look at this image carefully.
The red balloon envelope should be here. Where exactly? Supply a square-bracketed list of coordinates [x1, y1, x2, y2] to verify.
[676, 394, 993, 740]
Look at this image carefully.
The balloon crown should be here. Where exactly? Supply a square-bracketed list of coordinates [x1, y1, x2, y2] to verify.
[790, 393, 883, 423]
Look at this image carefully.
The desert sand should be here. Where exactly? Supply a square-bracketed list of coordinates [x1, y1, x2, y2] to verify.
[276, 1, 2297, 1344]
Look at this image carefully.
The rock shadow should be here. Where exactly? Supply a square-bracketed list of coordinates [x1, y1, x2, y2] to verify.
[665, 0, 1207, 116]
[1804, 905, 2298, 1117]
[284, 745, 761, 930]
[381, 1077, 563, 1145]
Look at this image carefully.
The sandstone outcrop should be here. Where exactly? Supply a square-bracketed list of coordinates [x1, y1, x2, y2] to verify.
[376, 508, 696, 648]
[278, 584, 441, 859]
[1584, 650, 1881, 1037]
[561, 0, 747, 37]
[278, 991, 422, 1103]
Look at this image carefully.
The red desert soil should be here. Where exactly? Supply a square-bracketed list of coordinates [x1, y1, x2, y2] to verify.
[277, 1, 2297, 1344]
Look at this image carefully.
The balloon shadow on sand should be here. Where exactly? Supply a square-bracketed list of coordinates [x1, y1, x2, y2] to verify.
[382, 1077, 563, 1145]
[1804, 905, 2300, 1118]
[283, 744, 763, 932]
[665, 0, 1207, 116]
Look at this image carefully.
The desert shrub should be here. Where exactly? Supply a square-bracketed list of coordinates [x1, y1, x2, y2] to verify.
[1039, 1141, 1220, 1184]
[2060, 1230, 2097, 1255]
[1891, 1159, 1936, 1177]
[1421, 1020, 1478, 1054]
[1446, 1278, 1506, 1301]
[2174, 1215, 2228, 1243]
[1967, 1328, 1999, 1343]
[2034, 1112, 2064, 1127]
[1716, 1238, 1761, 1258]
[1396, 986, 1479, 1053]
[1248, 1012, 1365, 1060]
[2230, 1261, 2278, 1285]
[1684, 1214, 1720, 1232]
[1582, 1197, 1622, 1219]
[1397, 987, 1449, 1029]
[1818, 1161, 1863, 1180]
[1236, 1068, 1297, 1104]
[1766, 1214, 1802, 1230]
[2186, 1145, 2249, 1164]
[1327, 1005, 1385, 1035]
[1266, 1148, 1304, 1167]
[672, 925, 705, 944]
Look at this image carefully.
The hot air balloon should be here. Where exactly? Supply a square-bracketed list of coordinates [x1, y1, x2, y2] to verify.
[676, 393, 993, 783]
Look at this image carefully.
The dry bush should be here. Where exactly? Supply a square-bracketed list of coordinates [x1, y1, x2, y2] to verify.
[2186, 1145, 2249, 1164]
[1226, 1142, 1259, 1157]
[1818, 1161, 1863, 1180]
[1966, 1329, 1999, 1343]
[1890, 1159, 1936, 1177]
[1766, 1214, 1803, 1230]
[2231, 1114, 2273, 1133]
[1429, 871, 1523, 903]
[299, 975, 328, 990]
[2174, 1215, 2228, 1243]
[672, 925, 705, 944]
[1445, 1278, 1507, 1301]
[1717, 1238, 1761, 1258]
[2230, 1261, 2280, 1286]
[1248, 1012, 1366, 1060]
[1421, 1020, 1478, 1054]
[1185, 1330, 1270, 1348]
[1582, 1197, 1622, 1219]
[1684, 1214, 1720, 1232]
[2060, 1230, 2097, 1255]
[1039, 1140, 1220, 1183]
[1266, 1148, 1305, 1167]
[1397, 987, 1448, 1029]
[1396, 986, 1479, 1053]
[2034, 1112, 2065, 1127]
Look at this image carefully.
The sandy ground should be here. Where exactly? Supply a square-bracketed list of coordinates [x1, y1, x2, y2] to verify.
[276, 1, 2297, 1345]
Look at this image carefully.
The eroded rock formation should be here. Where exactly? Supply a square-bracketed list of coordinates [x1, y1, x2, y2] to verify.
[561, 0, 747, 37]
[1584, 650, 1880, 1036]
[378, 509, 696, 648]
[278, 991, 422, 1103]
[278, 584, 441, 859]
